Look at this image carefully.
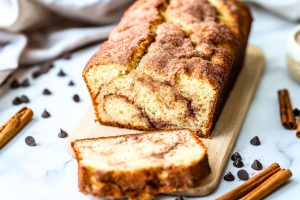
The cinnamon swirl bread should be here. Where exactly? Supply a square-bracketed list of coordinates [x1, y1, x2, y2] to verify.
[71, 129, 210, 200]
[83, 0, 252, 137]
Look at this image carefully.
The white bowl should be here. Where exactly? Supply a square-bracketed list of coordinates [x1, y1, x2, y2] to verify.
[287, 25, 300, 83]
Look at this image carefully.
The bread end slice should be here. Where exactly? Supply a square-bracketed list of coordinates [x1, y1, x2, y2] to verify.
[71, 129, 210, 200]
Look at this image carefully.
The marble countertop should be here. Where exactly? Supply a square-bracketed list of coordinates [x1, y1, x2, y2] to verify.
[0, 5, 299, 200]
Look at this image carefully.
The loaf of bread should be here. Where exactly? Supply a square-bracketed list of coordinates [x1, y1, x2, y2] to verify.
[83, 0, 252, 137]
[71, 129, 210, 200]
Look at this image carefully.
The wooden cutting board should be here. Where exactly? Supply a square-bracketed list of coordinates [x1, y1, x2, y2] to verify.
[67, 45, 265, 196]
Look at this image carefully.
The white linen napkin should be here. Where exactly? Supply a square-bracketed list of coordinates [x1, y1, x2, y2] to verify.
[0, 0, 134, 84]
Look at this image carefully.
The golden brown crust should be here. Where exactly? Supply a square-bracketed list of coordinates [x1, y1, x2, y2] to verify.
[83, 0, 164, 74]
[83, 0, 252, 137]
[71, 130, 210, 199]
[137, 22, 227, 85]
[84, 159, 210, 200]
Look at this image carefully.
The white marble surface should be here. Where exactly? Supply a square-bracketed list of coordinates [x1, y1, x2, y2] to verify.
[0, 5, 300, 200]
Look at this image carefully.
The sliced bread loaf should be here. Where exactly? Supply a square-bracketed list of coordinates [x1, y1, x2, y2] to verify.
[71, 129, 210, 200]
[83, 0, 252, 137]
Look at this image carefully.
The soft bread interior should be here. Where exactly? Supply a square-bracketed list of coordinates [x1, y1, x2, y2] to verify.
[94, 71, 216, 134]
[85, 64, 128, 97]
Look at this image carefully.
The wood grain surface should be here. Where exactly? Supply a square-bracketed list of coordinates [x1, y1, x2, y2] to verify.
[67, 45, 265, 196]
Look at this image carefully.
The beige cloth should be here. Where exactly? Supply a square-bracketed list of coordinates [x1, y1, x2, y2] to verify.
[0, 0, 134, 84]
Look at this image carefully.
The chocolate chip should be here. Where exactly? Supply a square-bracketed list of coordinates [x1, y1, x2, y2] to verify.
[25, 136, 36, 146]
[40, 62, 54, 73]
[58, 69, 66, 77]
[32, 70, 42, 79]
[20, 95, 30, 103]
[68, 80, 75, 86]
[73, 94, 80, 102]
[293, 108, 300, 116]
[175, 196, 184, 200]
[223, 172, 235, 181]
[251, 160, 263, 171]
[0, 41, 10, 48]
[32, 61, 54, 79]
[233, 159, 244, 168]
[41, 109, 51, 118]
[10, 79, 20, 89]
[21, 79, 30, 87]
[58, 129, 68, 138]
[231, 152, 242, 161]
[250, 136, 261, 146]
[61, 52, 71, 59]
[42, 88, 52, 95]
[237, 169, 249, 181]
[12, 97, 22, 105]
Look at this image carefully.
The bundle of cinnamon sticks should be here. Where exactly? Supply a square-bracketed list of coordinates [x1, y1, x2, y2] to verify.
[278, 89, 300, 138]
[217, 163, 292, 200]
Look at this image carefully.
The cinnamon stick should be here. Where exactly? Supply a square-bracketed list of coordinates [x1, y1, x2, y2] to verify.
[296, 116, 300, 138]
[242, 169, 292, 200]
[278, 89, 295, 129]
[217, 163, 281, 200]
[0, 107, 33, 148]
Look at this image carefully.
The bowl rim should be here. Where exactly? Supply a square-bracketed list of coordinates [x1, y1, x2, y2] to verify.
[287, 25, 300, 61]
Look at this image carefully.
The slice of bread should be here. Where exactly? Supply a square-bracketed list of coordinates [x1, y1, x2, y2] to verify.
[71, 129, 210, 200]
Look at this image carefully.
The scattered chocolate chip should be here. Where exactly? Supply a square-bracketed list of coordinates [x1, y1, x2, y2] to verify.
[233, 159, 244, 168]
[237, 169, 249, 181]
[250, 136, 261, 146]
[10, 79, 20, 89]
[73, 94, 80, 102]
[21, 79, 30, 87]
[251, 160, 263, 171]
[223, 172, 235, 181]
[175, 196, 184, 200]
[25, 136, 36, 146]
[68, 80, 75, 86]
[58, 69, 66, 77]
[58, 129, 68, 138]
[41, 109, 51, 118]
[32, 61, 54, 79]
[0, 41, 10, 48]
[40, 61, 54, 72]
[20, 95, 30, 103]
[42, 88, 52, 95]
[32, 70, 42, 79]
[231, 152, 242, 161]
[12, 97, 22, 105]
[61, 52, 71, 59]
[293, 108, 300, 116]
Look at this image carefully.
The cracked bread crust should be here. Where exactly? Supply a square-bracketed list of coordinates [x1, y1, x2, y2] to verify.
[83, 0, 252, 137]
[84, 0, 163, 71]
[72, 129, 210, 200]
